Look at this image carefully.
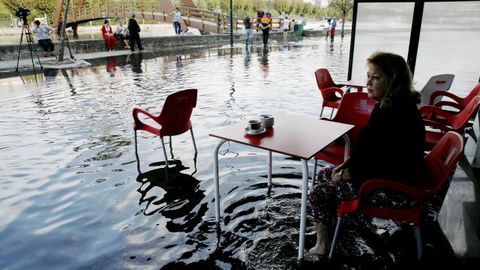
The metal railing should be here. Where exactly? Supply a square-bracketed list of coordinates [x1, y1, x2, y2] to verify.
[61, 0, 281, 33]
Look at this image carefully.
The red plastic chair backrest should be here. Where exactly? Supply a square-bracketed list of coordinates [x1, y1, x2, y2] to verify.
[460, 83, 480, 106]
[314, 68, 337, 90]
[332, 92, 376, 144]
[158, 89, 198, 136]
[422, 131, 463, 191]
[450, 95, 480, 131]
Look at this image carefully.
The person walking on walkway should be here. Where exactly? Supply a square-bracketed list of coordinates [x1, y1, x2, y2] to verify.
[171, 7, 182, 35]
[128, 14, 143, 52]
[282, 16, 290, 40]
[101, 19, 116, 51]
[32, 19, 55, 57]
[243, 14, 253, 45]
[330, 17, 337, 38]
[259, 12, 272, 46]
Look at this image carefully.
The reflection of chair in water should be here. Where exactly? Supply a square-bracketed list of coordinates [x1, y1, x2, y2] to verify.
[420, 74, 454, 105]
[328, 131, 464, 260]
[136, 160, 206, 232]
[133, 89, 198, 171]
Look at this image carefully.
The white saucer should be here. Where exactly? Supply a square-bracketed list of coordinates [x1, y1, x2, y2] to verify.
[245, 127, 266, 135]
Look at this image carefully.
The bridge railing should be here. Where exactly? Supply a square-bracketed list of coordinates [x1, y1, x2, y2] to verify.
[63, 0, 282, 33]
[66, 0, 167, 24]
[177, 5, 282, 32]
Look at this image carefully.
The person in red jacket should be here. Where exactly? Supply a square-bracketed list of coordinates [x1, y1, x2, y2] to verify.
[101, 19, 116, 51]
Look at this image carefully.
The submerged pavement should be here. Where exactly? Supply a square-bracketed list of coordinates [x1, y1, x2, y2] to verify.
[0, 49, 137, 73]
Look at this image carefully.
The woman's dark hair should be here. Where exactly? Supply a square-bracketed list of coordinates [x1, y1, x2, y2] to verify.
[367, 51, 421, 106]
[104, 19, 109, 24]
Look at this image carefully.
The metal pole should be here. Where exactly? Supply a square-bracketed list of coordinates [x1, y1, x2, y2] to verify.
[229, 0, 233, 47]
[58, 0, 71, 62]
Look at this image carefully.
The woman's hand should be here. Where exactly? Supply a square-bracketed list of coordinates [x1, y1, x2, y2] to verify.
[332, 168, 350, 183]
[332, 170, 342, 182]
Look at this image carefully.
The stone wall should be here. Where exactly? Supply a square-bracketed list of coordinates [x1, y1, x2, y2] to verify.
[0, 29, 349, 61]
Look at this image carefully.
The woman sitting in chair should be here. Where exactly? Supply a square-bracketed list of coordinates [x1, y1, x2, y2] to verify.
[308, 51, 426, 255]
[101, 19, 116, 51]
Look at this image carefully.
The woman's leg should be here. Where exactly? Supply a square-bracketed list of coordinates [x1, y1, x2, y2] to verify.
[309, 167, 357, 255]
[110, 37, 116, 50]
[262, 30, 267, 45]
[174, 22, 181, 35]
[311, 223, 329, 255]
[38, 40, 48, 55]
[102, 35, 110, 50]
[121, 36, 129, 47]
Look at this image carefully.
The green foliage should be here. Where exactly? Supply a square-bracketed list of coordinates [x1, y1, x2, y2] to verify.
[195, 0, 209, 10]
[190, 0, 345, 19]
[0, 0, 351, 28]
[329, 0, 353, 19]
[272, 0, 288, 15]
[2, 0, 55, 24]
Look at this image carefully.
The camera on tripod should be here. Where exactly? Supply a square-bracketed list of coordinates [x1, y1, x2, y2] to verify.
[15, 6, 30, 24]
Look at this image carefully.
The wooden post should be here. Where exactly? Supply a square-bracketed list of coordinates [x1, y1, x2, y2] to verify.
[54, 0, 65, 32]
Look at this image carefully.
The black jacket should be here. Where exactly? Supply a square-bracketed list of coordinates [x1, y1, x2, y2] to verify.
[128, 18, 141, 36]
[348, 99, 426, 186]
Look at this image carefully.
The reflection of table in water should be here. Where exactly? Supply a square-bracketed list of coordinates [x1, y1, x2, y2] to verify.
[210, 112, 353, 260]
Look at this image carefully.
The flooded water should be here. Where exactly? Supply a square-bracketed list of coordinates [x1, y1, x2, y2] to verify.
[0, 38, 352, 270]
[1, 27, 478, 268]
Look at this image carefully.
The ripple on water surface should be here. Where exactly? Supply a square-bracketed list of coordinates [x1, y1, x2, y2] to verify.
[0, 38, 408, 269]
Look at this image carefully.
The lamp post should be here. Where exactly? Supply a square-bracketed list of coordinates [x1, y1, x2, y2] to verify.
[58, 0, 70, 62]
[229, 0, 233, 46]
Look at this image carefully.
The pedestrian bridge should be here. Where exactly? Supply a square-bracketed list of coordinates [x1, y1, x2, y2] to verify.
[54, 0, 282, 34]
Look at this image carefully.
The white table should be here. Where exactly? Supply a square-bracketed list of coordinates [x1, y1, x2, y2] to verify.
[210, 113, 353, 260]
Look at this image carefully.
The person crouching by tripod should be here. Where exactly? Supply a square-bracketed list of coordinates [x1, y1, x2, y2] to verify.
[32, 20, 55, 57]
[102, 19, 116, 51]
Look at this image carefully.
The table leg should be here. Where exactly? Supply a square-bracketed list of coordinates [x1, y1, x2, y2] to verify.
[214, 139, 227, 223]
[298, 159, 309, 260]
[268, 151, 272, 187]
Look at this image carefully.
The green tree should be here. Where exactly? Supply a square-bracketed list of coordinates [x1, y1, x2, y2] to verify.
[3, 0, 55, 24]
[329, 0, 353, 37]
[272, 0, 289, 15]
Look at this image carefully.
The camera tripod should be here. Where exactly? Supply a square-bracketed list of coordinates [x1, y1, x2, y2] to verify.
[16, 19, 43, 72]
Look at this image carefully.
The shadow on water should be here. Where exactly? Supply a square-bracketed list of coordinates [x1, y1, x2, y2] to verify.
[135, 159, 207, 233]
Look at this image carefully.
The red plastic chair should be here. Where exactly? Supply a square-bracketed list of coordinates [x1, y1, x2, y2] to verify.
[328, 131, 464, 260]
[315, 68, 348, 118]
[419, 74, 454, 105]
[133, 89, 198, 168]
[429, 82, 480, 111]
[421, 95, 480, 150]
[312, 92, 376, 183]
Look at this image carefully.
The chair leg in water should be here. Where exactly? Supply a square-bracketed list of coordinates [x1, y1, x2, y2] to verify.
[160, 137, 169, 168]
[414, 226, 423, 260]
[328, 217, 342, 259]
[190, 128, 198, 153]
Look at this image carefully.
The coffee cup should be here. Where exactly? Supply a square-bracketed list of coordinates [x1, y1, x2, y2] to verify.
[248, 120, 262, 130]
[260, 114, 274, 128]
